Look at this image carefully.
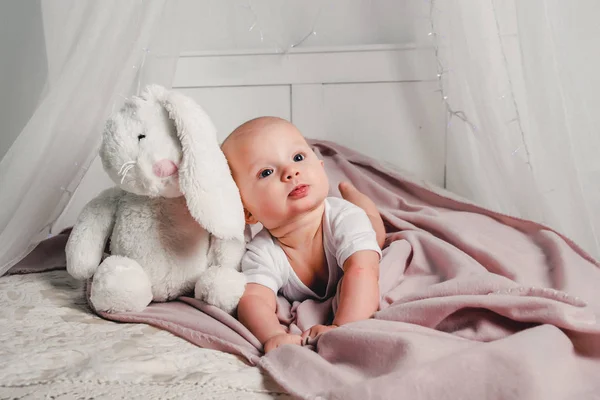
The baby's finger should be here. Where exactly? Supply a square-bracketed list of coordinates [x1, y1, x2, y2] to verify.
[300, 329, 311, 344]
[309, 326, 325, 339]
[301, 333, 313, 346]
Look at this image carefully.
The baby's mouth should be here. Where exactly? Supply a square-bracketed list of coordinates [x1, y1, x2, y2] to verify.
[289, 184, 309, 198]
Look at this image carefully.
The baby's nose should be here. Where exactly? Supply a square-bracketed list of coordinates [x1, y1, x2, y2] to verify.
[153, 159, 178, 177]
[284, 170, 300, 181]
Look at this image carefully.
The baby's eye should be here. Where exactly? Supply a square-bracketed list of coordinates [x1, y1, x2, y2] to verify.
[259, 169, 273, 179]
[293, 153, 305, 162]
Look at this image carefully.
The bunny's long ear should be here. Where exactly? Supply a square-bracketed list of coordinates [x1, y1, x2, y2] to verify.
[149, 85, 245, 241]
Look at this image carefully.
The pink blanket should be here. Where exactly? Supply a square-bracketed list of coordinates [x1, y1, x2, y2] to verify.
[11, 140, 600, 400]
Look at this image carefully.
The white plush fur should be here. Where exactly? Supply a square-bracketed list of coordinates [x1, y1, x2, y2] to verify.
[66, 85, 247, 314]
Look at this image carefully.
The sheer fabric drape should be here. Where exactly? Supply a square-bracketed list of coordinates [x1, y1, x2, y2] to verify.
[431, 0, 599, 258]
[0, 0, 185, 275]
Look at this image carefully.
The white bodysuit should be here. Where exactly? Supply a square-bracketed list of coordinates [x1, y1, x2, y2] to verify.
[241, 197, 382, 302]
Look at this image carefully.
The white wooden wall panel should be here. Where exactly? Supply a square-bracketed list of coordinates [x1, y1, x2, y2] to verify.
[174, 45, 436, 87]
[54, 45, 444, 233]
[291, 82, 446, 187]
[178, 86, 291, 142]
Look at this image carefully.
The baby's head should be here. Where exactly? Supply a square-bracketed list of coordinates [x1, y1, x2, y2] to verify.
[222, 117, 329, 231]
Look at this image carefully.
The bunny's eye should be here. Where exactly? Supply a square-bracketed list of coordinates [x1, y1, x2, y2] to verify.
[137, 134, 146, 141]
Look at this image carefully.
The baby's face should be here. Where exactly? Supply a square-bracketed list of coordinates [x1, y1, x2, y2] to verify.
[224, 121, 329, 230]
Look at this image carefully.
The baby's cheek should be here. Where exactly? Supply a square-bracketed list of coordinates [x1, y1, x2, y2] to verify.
[238, 183, 257, 204]
[249, 193, 275, 219]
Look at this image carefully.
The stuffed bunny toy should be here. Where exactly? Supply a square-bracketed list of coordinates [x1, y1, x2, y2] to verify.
[65, 84, 247, 314]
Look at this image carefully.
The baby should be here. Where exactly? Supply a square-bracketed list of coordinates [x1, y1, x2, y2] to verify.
[222, 117, 385, 353]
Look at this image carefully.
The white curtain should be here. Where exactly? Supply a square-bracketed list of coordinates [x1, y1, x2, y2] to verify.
[0, 0, 186, 275]
[431, 0, 599, 259]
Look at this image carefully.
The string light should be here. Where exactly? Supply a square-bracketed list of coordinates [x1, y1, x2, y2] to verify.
[430, 0, 534, 171]
[429, 0, 477, 133]
[248, 20, 257, 32]
[135, 47, 150, 95]
[290, 30, 317, 49]
[242, 2, 258, 32]
[241, 0, 322, 53]
[489, 0, 535, 170]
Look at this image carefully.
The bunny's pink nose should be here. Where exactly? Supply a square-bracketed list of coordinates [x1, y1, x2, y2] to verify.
[153, 159, 178, 178]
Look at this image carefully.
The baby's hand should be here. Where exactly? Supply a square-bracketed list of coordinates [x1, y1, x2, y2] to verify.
[301, 324, 339, 344]
[263, 333, 302, 353]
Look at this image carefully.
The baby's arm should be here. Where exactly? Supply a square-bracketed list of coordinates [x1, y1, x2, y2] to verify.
[339, 182, 385, 249]
[332, 249, 380, 326]
[237, 283, 301, 353]
[301, 249, 379, 342]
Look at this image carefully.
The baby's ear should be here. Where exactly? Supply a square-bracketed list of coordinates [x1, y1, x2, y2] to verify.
[244, 209, 258, 225]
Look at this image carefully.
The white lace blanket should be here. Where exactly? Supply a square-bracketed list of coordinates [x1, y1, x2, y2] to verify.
[0, 270, 290, 399]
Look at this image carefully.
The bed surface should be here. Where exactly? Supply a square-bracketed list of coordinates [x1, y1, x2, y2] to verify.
[0, 270, 290, 399]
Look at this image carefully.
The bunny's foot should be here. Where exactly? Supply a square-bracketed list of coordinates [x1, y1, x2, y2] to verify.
[90, 255, 153, 313]
[195, 267, 246, 314]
